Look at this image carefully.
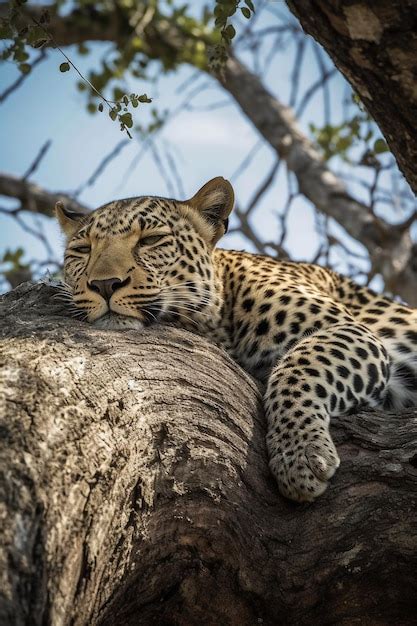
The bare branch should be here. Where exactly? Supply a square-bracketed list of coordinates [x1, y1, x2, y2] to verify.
[287, 0, 417, 195]
[217, 54, 412, 281]
[245, 159, 281, 217]
[0, 173, 88, 217]
[23, 140, 52, 181]
[289, 37, 307, 107]
[74, 139, 130, 198]
[230, 141, 264, 182]
[163, 144, 185, 198]
[0, 51, 47, 104]
[295, 67, 337, 119]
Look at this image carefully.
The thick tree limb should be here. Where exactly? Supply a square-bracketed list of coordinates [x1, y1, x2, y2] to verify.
[0, 173, 88, 216]
[219, 56, 412, 259]
[287, 0, 417, 196]
[1, 282, 417, 625]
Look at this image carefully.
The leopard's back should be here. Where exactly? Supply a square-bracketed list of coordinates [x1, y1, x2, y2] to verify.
[214, 248, 417, 409]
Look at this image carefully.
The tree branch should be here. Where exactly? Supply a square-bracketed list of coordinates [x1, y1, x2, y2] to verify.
[0, 173, 88, 216]
[287, 0, 417, 196]
[0, 4, 392, 245]
[219, 55, 383, 248]
[1, 282, 417, 625]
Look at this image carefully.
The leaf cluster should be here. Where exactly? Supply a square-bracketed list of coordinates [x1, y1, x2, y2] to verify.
[310, 103, 388, 165]
[214, 0, 255, 40]
[0, 0, 257, 136]
[0, 247, 32, 288]
[0, 0, 50, 74]
[209, 0, 254, 71]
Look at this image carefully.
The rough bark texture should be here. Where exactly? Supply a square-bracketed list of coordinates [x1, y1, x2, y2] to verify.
[287, 0, 417, 195]
[1, 282, 417, 626]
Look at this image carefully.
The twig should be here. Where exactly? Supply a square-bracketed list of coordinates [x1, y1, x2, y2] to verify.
[312, 45, 332, 126]
[74, 139, 130, 198]
[245, 159, 281, 216]
[230, 141, 264, 182]
[289, 37, 306, 108]
[23, 140, 52, 181]
[0, 50, 46, 104]
[149, 142, 176, 198]
[28, 15, 133, 138]
[163, 144, 185, 198]
[296, 67, 337, 119]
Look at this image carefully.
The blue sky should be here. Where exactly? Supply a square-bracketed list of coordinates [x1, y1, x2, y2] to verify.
[0, 1, 407, 288]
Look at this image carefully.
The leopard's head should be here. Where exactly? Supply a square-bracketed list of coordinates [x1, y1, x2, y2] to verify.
[56, 177, 234, 330]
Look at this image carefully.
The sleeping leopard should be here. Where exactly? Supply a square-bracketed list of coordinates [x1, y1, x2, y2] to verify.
[56, 176, 417, 502]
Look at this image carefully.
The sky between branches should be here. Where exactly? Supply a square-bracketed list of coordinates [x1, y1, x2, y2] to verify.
[0, 0, 414, 292]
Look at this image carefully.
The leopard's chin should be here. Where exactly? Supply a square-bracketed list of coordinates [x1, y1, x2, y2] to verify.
[93, 312, 145, 331]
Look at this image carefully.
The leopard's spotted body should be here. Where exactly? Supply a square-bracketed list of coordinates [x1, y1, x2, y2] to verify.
[57, 177, 417, 502]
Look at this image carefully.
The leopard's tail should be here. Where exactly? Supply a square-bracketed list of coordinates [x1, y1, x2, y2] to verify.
[382, 338, 417, 410]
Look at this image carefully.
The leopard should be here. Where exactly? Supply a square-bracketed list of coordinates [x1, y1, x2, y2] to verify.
[56, 176, 417, 503]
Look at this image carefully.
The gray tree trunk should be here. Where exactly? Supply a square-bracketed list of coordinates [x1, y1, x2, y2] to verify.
[287, 0, 417, 195]
[1, 283, 417, 626]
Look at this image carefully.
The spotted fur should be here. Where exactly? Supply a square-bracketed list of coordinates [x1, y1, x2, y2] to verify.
[56, 177, 417, 502]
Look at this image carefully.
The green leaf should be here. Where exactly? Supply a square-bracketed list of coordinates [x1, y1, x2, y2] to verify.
[224, 5, 237, 17]
[113, 87, 124, 101]
[224, 24, 236, 40]
[373, 138, 389, 154]
[14, 49, 29, 62]
[59, 62, 70, 72]
[19, 63, 31, 74]
[0, 23, 14, 38]
[78, 43, 89, 55]
[109, 109, 117, 121]
[87, 103, 96, 113]
[98, 103, 104, 112]
[241, 7, 251, 18]
[245, 0, 255, 12]
[120, 112, 133, 128]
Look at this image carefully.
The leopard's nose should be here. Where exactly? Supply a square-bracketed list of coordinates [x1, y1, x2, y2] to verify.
[88, 277, 130, 301]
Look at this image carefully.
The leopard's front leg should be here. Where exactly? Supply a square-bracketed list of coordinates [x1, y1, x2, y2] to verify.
[265, 322, 390, 502]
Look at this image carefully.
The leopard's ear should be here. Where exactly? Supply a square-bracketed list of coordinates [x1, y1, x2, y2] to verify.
[186, 177, 234, 244]
[55, 201, 85, 238]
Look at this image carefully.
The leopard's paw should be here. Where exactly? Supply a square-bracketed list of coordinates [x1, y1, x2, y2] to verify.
[267, 430, 340, 502]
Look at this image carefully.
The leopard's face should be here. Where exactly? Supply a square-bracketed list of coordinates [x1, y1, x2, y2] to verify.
[57, 178, 234, 331]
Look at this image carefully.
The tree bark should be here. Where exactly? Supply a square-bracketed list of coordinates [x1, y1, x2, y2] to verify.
[218, 55, 416, 303]
[1, 282, 417, 626]
[287, 0, 417, 196]
[0, 173, 87, 217]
